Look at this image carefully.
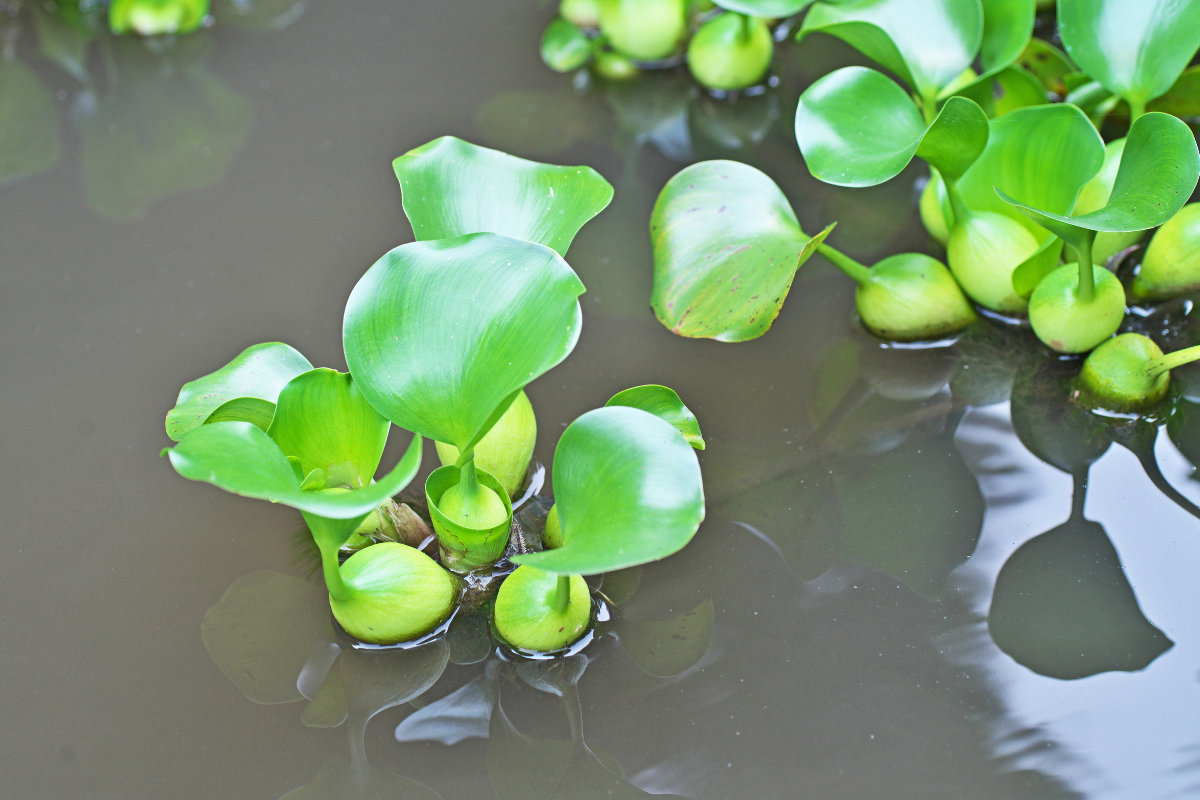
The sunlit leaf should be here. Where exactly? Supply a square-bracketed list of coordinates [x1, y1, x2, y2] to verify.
[343, 234, 584, 457]
[1059, 0, 1200, 109]
[165, 342, 312, 441]
[393, 137, 613, 257]
[513, 406, 704, 575]
[605, 385, 704, 449]
[165, 421, 422, 518]
[1016, 37, 1075, 97]
[713, 0, 816, 15]
[267, 369, 389, 489]
[799, 0, 983, 99]
[649, 160, 833, 341]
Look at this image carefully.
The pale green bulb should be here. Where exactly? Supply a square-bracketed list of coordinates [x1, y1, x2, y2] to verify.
[1028, 263, 1126, 354]
[687, 13, 773, 91]
[947, 210, 1039, 314]
[331, 543, 458, 645]
[1132, 203, 1200, 302]
[436, 391, 536, 498]
[599, 0, 686, 61]
[494, 566, 590, 652]
[1076, 333, 1170, 412]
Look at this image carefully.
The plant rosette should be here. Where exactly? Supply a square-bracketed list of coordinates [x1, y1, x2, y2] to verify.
[1132, 203, 1200, 302]
[1076, 333, 1200, 413]
[687, 12, 773, 92]
[1027, 263, 1126, 354]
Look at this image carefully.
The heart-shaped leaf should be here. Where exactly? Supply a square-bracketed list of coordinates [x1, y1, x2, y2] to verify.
[998, 113, 1200, 251]
[267, 369, 389, 489]
[392, 137, 614, 257]
[799, 0, 983, 100]
[165, 421, 423, 519]
[950, 0, 1036, 106]
[1059, 0, 1200, 110]
[200, 570, 335, 705]
[165, 342, 313, 441]
[650, 160, 833, 341]
[512, 406, 704, 575]
[796, 67, 988, 186]
[605, 385, 704, 449]
[932, 104, 1105, 239]
[343, 233, 584, 457]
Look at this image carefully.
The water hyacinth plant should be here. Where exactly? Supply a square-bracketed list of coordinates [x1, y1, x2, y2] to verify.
[165, 137, 708, 654]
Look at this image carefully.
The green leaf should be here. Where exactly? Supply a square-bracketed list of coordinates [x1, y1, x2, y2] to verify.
[343, 233, 585, 456]
[512, 406, 704, 575]
[1017, 37, 1076, 97]
[165, 421, 423, 518]
[1149, 65, 1200, 119]
[165, 342, 312, 442]
[997, 112, 1200, 246]
[795, 67, 988, 186]
[392, 136, 614, 257]
[267, 369, 389, 489]
[1059, 0, 1200, 108]
[977, 0, 1033, 73]
[799, 0, 983, 99]
[714, 0, 816, 16]
[1011, 235, 1065, 298]
[605, 385, 704, 449]
[200, 570, 335, 704]
[649, 160, 834, 341]
[541, 18, 593, 73]
[204, 397, 277, 432]
[953, 103, 1105, 240]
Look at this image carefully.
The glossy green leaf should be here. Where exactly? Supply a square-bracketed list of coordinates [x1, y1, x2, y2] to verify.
[796, 68, 988, 186]
[605, 385, 704, 449]
[943, 104, 1105, 240]
[200, 570, 335, 704]
[998, 113, 1200, 247]
[1059, 0, 1200, 108]
[165, 421, 423, 518]
[343, 233, 584, 457]
[541, 18, 593, 73]
[1011, 235, 1065, 298]
[392, 137, 614, 257]
[513, 406, 704, 575]
[649, 160, 833, 341]
[799, 0, 983, 99]
[714, 0, 816, 15]
[977, 0, 1033, 73]
[165, 342, 312, 441]
[1149, 65, 1200, 119]
[1017, 37, 1075, 97]
[267, 369, 389, 489]
[0, 61, 62, 188]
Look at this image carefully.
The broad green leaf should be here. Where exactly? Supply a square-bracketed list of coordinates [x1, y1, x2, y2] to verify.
[950, 0, 1035, 105]
[513, 406, 705, 575]
[713, 0, 815, 14]
[1059, 0, 1200, 108]
[1011, 235, 1065, 298]
[1017, 37, 1075, 97]
[955, 104, 1105, 239]
[165, 421, 423, 518]
[799, 0, 983, 99]
[392, 137, 614, 257]
[796, 67, 988, 186]
[997, 113, 1200, 246]
[606, 385, 704, 449]
[267, 369, 389, 489]
[541, 18, 593, 73]
[956, 63, 1048, 117]
[200, 570, 335, 704]
[343, 233, 584, 456]
[1149, 65, 1200, 119]
[0, 61, 62, 188]
[165, 342, 313, 441]
[649, 160, 833, 341]
[205, 396, 277, 432]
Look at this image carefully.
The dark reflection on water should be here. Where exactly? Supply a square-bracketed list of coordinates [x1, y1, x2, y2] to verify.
[4, 2, 1200, 798]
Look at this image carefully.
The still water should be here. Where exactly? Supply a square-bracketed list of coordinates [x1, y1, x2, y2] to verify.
[3, 2, 1199, 798]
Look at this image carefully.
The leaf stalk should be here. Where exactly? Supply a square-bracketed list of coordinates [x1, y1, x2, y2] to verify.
[551, 575, 571, 613]
[1146, 344, 1200, 378]
[817, 243, 872, 287]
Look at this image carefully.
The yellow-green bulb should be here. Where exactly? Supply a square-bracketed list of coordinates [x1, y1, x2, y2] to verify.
[919, 177, 950, 247]
[1076, 333, 1170, 412]
[561, 0, 601, 27]
[947, 211, 1039, 314]
[331, 543, 458, 645]
[1131, 203, 1200, 302]
[598, 0, 686, 61]
[855, 253, 976, 341]
[1028, 263, 1125, 354]
[543, 504, 563, 549]
[109, 0, 209, 35]
[494, 566, 590, 652]
[437, 479, 509, 531]
[686, 13, 773, 91]
[1071, 138, 1143, 266]
[436, 391, 536, 498]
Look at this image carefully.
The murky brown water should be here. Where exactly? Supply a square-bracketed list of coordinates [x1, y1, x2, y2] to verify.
[3, 2, 1199, 798]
